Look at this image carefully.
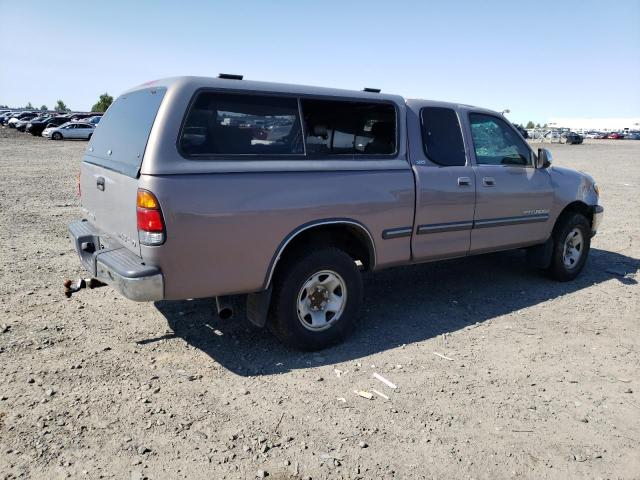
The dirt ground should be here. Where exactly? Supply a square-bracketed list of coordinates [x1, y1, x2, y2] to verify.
[0, 127, 638, 480]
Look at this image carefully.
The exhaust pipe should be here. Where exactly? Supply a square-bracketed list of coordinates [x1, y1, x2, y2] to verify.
[215, 296, 234, 320]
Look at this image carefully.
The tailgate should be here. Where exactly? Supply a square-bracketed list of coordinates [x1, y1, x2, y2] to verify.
[80, 87, 166, 256]
[80, 163, 141, 255]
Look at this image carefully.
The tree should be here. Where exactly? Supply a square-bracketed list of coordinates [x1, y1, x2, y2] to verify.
[55, 99, 69, 112]
[525, 121, 535, 129]
[40, 105, 48, 111]
[91, 92, 113, 113]
[25, 102, 33, 109]
[535, 123, 541, 128]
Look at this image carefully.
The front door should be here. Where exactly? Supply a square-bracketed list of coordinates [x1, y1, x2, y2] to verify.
[467, 112, 553, 253]
[410, 105, 476, 261]
[65, 124, 79, 138]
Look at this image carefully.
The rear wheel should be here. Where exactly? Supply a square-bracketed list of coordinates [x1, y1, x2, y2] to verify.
[547, 212, 591, 281]
[269, 248, 363, 350]
[52, 132, 62, 140]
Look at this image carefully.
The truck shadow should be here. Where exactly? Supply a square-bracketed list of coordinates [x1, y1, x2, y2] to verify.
[149, 247, 638, 376]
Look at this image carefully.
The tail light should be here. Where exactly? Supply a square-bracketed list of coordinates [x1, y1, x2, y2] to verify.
[137, 189, 165, 245]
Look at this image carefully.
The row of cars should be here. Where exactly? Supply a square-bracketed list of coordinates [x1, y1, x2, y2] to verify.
[0, 109, 102, 140]
[528, 129, 640, 144]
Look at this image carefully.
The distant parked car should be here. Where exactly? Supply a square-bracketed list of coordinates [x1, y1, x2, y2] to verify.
[27, 116, 70, 136]
[69, 113, 101, 121]
[561, 132, 583, 145]
[43, 122, 95, 140]
[625, 132, 640, 140]
[7, 111, 38, 128]
[0, 111, 17, 125]
[86, 115, 102, 125]
[17, 114, 50, 132]
[607, 132, 624, 139]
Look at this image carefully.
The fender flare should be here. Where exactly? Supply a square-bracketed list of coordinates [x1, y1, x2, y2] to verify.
[262, 218, 377, 290]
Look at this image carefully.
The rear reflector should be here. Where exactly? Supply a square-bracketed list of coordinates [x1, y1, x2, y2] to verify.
[136, 189, 165, 245]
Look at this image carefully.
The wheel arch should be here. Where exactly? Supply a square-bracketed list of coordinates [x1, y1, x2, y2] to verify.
[553, 200, 593, 235]
[263, 219, 376, 290]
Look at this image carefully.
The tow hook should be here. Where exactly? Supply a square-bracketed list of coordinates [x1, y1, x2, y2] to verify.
[63, 278, 106, 298]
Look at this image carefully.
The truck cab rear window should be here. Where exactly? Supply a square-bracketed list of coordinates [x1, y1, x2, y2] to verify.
[180, 93, 304, 156]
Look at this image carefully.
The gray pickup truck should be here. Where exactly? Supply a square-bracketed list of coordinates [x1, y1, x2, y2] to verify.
[68, 75, 603, 350]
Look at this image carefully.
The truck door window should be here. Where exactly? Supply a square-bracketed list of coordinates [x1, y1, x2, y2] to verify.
[469, 113, 532, 166]
[420, 107, 466, 166]
[300, 99, 396, 156]
[180, 92, 304, 156]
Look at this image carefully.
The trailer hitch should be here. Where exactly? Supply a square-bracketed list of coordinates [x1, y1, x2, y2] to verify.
[63, 278, 106, 298]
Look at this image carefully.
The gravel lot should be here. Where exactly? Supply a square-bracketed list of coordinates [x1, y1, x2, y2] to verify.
[1, 127, 638, 480]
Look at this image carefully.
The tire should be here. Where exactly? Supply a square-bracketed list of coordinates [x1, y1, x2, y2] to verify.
[87, 133, 92, 140]
[546, 212, 591, 281]
[52, 132, 62, 140]
[269, 247, 363, 350]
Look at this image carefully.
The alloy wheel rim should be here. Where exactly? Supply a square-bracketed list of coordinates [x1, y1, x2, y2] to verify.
[563, 227, 584, 269]
[296, 270, 347, 331]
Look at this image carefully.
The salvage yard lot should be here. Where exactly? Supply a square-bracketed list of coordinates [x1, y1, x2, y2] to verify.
[0, 128, 638, 479]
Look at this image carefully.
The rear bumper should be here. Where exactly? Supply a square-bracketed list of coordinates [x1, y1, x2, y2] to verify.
[69, 219, 164, 301]
[592, 205, 604, 236]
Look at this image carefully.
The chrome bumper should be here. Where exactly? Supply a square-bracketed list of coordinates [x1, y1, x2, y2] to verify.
[592, 205, 604, 236]
[69, 220, 164, 301]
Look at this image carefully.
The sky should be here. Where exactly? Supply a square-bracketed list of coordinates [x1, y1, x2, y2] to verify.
[1, 0, 639, 124]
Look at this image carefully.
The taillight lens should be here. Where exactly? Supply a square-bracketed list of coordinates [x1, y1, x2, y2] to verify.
[137, 189, 165, 245]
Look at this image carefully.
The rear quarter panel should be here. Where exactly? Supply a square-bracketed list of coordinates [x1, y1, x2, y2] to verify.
[139, 170, 414, 299]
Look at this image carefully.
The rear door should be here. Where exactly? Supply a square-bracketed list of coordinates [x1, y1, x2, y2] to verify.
[466, 112, 553, 253]
[80, 87, 166, 255]
[78, 124, 93, 138]
[409, 103, 476, 261]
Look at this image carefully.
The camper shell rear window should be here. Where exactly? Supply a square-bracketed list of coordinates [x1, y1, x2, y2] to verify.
[84, 87, 166, 177]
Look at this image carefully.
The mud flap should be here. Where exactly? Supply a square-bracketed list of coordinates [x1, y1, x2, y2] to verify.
[526, 238, 553, 269]
[246, 287, 272, 328]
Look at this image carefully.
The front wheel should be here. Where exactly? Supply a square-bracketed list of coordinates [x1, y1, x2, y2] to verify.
[269, 248, 363, 350]
[547, 212, 591, 281]
[52, 132, 62, 140]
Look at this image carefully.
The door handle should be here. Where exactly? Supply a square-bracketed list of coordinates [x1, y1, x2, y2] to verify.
[96, 177, 105, 191]
[483, 177, 496, 187]
[457, 176, 471, 187]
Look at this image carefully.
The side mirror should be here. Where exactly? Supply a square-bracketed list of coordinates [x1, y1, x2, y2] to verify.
[537, 148, 552, 168]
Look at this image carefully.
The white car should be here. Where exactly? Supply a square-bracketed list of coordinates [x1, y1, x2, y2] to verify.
[43, 122, 95, 140]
